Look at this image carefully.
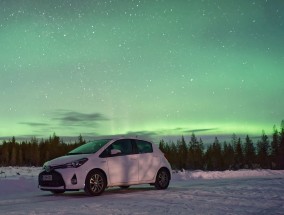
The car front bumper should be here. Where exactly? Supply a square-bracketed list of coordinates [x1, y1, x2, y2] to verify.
[38, 168, 87, 191]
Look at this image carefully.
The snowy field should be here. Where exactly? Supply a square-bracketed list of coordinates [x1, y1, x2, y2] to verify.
[0, 167, 284, 215]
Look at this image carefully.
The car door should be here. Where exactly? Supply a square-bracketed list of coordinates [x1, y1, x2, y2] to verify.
[105, 139, 138, 185]
[136, 140, 160, 182]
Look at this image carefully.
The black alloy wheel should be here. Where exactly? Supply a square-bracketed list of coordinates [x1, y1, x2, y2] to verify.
[154, 169, 170, 190]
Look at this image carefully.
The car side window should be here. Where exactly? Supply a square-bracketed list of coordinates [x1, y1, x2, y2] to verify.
[136, 140, 153, 154]
[100, 139, 133, 157]
[113, 139, 133, 155]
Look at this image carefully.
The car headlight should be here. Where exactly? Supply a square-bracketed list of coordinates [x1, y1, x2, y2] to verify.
[66, 158, 88, 168]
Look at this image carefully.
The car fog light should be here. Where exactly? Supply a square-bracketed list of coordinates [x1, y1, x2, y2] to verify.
[71, 174, 77, 185]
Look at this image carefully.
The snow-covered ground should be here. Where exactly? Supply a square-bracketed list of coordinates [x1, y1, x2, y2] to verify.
[0, 167, 284, 215]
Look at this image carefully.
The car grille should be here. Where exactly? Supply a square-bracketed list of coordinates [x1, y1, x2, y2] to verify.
[39, 170, 65, 187]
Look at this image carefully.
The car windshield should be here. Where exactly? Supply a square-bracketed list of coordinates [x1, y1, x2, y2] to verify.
[67, 139, 111, 155]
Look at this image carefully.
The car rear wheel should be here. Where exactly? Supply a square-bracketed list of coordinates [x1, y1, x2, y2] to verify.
[154, 168, 170, 190]
[84, 170, 107, 196]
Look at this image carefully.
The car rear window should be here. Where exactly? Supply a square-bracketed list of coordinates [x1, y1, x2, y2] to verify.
[136, 140, 153, 154]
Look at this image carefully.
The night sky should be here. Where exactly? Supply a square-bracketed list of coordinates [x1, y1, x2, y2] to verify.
[1, 0, 284, 142]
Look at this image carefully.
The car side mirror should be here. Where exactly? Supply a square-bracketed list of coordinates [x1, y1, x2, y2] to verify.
[111, 149, 121, 155]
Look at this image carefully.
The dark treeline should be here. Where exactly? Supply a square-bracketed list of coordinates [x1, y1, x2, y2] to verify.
[1, 123, 284, 170]
[0, 133, 85, 166]
[159, 123, 284, 170]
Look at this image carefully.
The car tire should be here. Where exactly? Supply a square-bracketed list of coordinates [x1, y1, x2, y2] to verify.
[84, 170, 107, 196]
[119, 186, 130, 189]
[154, 168, 170, 190]
[51, 190, 65, 194]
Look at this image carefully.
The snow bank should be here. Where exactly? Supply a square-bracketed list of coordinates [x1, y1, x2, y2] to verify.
[0, 166, 41, 179]
[0, 167, 284, 215]
[173, 169, 284, 181]
[1, 166, 284, 181]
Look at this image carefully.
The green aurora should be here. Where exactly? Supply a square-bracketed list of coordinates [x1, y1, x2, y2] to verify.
[1, 0, 284, 141]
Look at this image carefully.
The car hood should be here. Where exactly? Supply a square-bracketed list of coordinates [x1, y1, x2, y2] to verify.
[45, 154, 91, 166]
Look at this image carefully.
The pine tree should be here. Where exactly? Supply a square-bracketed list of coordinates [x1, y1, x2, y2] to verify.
[243, 135, 255, 169]
[78, 134, 86, 145]
[49, 133, 61, 159]
[223, 141, 234, 170]
[10, 145, 17, 166]
[271, 125, 280, 169]
[198, 138, 204, 169]
[212, 137, 222, 170]
[159, 139, 166, 152]
[188, 134, 204, 170]
[204, 137, 222, 170]
[169, 141, 178, 169]
[159, 139, 171, 163]
[279, 120, 284, 169]
[32, 142, 40, 166]
[0, 144, 2, 165]
[234, 138, 244, 169]
[231, 133, 238, 150]
[0, 141, 9, 165]
[188, 133, 197, 169]
[257, 131, 270, 169]
[18, 147, 23, 166]
[204, 145, 213, 170]
[177, 136, 188, 170]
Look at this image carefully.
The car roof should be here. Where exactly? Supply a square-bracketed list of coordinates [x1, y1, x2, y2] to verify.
[110, 136, 153, 143]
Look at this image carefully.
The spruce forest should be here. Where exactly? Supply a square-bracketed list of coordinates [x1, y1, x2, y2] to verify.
[1, 123, 284, 170]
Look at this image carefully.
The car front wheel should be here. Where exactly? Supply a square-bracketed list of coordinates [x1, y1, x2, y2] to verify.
[84, 170, 107, 196]
[154, 169, 170, 190]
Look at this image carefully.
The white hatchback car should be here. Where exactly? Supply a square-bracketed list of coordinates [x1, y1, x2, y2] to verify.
[38, 137, 172, 196]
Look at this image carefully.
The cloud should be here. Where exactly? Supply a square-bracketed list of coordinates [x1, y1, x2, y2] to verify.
[184, 128, 218, 133]
[19, 122, 49, 127]
[17, 110, 109, 139]
[121, 128, 218, 140]
[51, 110, 108, 126]
[125, 130, 159, 137]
